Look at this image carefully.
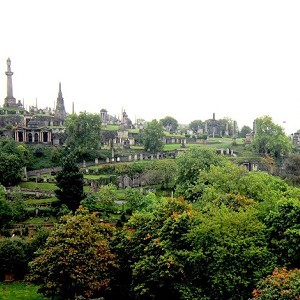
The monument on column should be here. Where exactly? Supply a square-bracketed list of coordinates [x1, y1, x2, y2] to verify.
[4, 58, 17, 107]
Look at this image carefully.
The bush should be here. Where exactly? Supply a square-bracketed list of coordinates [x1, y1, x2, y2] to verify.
[252, 267, 300, 299]
[0, 237, 29, 280]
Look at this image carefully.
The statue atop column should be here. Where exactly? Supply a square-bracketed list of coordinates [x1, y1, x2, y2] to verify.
[4, 58, 17, 107]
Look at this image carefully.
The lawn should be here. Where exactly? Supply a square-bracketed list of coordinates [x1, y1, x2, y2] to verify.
[0, 282, 46, 300]
[18, 182, 57, 192]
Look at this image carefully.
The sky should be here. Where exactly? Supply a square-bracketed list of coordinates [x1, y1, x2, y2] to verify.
[1, 1, 300, 134]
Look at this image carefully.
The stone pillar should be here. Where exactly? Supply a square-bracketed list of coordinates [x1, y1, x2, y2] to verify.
[4, 58, 16, 107]
[140, 153, 143, 161]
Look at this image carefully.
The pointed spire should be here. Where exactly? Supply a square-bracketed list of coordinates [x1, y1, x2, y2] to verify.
[54, 82, 66, 120]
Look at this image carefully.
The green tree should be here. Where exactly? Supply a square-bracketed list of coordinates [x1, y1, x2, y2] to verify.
[175, 148, 226, 201]
[185, 206, 275, 299]
[55, 153, 85, 212]
[96, 183, 118, 210]
[189, 120, 204, 134]
[160, 116, 179, 133]
[239, 125, 252, 138]
[29, 207, 117, 299]
[282, 153, 300, 185]
[265, 198, 300, 268]
[143, 119, 164, 153]
[114, 197, 197, 299]
[0, 185, 12, 230]
[0, 152, 24, 186]
[152, 159, 177, 189]
[65, 111, 102, 153]
[0, 237, 29, 280]
[252, 267, 300, 300]
[253, 115, 293, 159]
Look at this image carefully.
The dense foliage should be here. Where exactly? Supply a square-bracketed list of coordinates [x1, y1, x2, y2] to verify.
[55, 153, 85, 212]
[65, 111, 102, 160]
[143, 119, 164, 153]
[29, 207, 117, 299]
[253, 115, 293, 158]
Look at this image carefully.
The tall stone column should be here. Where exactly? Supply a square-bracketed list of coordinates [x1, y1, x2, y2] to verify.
[4, 58, 16, 107]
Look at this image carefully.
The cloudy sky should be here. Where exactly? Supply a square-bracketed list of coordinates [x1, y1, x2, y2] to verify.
[1, 1, 300, 133]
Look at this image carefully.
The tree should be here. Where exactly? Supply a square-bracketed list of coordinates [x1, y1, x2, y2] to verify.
[65, 111, 102, 153]
[265, 198, 300, 268]
[95, 184, 118, 210]
[189, 120, 204, 134]
[282, 153, 300, 185]
[0, 237, 29, 280]
[0, 152, 24, 186]
[253, 115, 293, 159]
[55, 153, 85, 212]
[239, 125, 252, 138]
[175, 148, 226, 201]
[0, 185, 12, 230]
[185, 206, 275, 299]
[159, 116, 179, 133]
[114, 197, 197, 299]
[143, 119, 164, 153]
[252, 267, 300, 299]
[152, 159, 177, 189]
[29, 207, 117, 299]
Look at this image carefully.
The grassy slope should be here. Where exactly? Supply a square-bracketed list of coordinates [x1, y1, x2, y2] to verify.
[0, 282, 46, 300]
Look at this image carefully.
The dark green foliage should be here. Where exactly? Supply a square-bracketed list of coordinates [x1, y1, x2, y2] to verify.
[55, 153, 85, 212]
[185, 206, 275, 299]
[0, 152, 24, 186]
[159, 116, 179, 133]
[143, 119, 164, 153]
[0, 237, 29, 280]
[189, 119, 204, 133]
[65, 111, 102, 153]
[239, 125, 252, 138]
[253, 115, 292, 159]
[175, 147, 226, 201]
[265, 198, 300, 268]
[282, 153, 300, 185]
[0, 199, 12, 229]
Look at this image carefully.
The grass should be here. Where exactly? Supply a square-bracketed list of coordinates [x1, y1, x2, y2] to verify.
[18, 182, 57, 191]
[24, 197, 58, 206]
[0, 282, 46, 300]
[21, 216, 57, 225]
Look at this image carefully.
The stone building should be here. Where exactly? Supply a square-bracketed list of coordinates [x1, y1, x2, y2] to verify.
[0, 58, 67, 145]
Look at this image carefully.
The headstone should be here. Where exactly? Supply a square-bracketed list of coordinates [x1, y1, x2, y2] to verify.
[83, 160, 86, 168]
[140, 153, 143, 160]
[106, 157, 110, 163]
[134, 154, 138, 161]
[128, 155, 132, 161]
[95, 158, 99, 165]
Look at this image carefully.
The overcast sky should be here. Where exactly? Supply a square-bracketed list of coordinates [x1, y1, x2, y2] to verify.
[1, 1, 300, 133]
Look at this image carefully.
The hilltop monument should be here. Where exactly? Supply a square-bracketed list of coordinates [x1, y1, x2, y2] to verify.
[4, 58, 16, 107]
